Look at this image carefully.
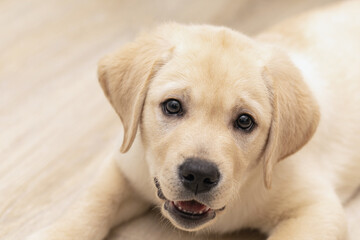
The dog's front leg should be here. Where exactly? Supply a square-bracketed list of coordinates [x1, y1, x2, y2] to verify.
[27, 158, 150, 240]
[267, 199, 348, 240]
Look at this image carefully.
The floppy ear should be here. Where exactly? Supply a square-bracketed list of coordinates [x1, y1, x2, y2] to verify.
[98, 32, 173, 153]
[262, 50, 320, 189]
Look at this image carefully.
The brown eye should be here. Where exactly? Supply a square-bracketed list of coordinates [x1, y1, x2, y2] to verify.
[235, 114, 254, 131]
[163, 99, 183, 115]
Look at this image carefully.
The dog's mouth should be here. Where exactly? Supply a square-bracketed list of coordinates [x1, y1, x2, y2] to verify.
[164, 199, 216, 230]
[172, 200, 210, 215]
[154, 178, 224, 230]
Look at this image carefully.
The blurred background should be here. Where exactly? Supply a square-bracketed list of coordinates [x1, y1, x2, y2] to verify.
[2, 0, 360, 239]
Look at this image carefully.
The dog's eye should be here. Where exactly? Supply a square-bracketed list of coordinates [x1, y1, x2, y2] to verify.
[235, 114, 254, 131]
[162, 99, 183, 115]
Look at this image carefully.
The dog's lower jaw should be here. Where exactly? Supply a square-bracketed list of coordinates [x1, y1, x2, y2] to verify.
[162, 200, 217, 231]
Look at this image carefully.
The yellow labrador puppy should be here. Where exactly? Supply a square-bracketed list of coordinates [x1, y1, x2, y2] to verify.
[29, 1, 360, 239]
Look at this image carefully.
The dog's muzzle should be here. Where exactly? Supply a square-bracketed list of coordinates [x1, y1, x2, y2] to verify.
[154, 177, 225, 230]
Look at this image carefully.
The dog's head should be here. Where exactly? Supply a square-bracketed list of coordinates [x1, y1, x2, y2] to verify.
[98, 23, 319, 231]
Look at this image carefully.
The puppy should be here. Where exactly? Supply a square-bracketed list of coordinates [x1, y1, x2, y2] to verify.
[28, 1, 360, 239]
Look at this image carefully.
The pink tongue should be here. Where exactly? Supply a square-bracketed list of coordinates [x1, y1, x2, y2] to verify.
[177, 200, 207, 212]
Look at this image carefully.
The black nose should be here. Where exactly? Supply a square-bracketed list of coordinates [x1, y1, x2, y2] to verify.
[179, 158, 220, 194]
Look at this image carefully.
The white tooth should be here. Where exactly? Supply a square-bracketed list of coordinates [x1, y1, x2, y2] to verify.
[178, 206, 182, 210]
[199, 211, 203, 214]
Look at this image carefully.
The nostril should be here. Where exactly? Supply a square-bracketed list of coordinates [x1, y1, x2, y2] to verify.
[183, 173, 195, 181]
[203, 177, 216, 185]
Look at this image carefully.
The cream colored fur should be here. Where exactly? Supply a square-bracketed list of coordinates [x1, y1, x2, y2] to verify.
[28, 1, 360, 240]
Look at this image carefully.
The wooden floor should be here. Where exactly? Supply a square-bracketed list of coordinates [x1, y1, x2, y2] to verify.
[1, 0, 360, 239]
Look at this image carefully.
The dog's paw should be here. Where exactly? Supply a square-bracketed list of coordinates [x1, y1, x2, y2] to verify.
[26, 227, 71, 240]
[27, 230, 53, 240]
[26, 224, 106, 240]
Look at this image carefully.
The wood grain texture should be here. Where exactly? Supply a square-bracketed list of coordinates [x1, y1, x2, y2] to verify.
[1, 0, 359, 239]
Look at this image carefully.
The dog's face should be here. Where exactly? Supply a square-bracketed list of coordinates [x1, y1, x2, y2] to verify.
[141, 40, 273, 230]
[98, 24, 319, 231]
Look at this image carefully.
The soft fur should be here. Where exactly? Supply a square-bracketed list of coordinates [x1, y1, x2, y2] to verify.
[28, 1, 360, 240]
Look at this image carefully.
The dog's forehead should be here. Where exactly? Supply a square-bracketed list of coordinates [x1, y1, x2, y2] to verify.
[150, 34, 270, 115]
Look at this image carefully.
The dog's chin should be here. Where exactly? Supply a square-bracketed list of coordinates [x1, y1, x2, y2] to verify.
[162, 199, 218, 231]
